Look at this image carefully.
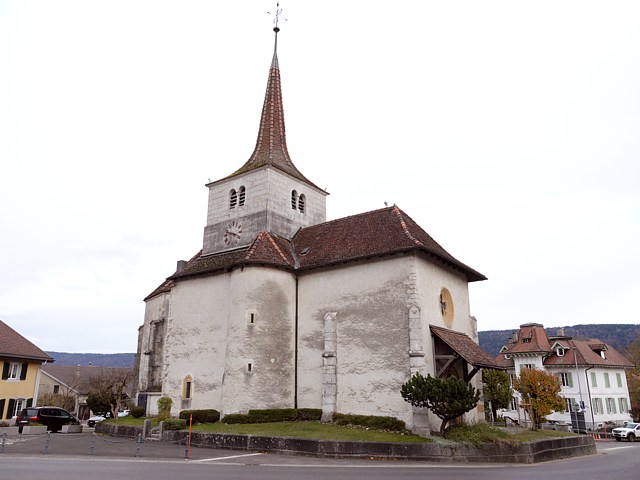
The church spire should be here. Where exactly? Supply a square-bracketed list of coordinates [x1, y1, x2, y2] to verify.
[229, 14, 318, 189]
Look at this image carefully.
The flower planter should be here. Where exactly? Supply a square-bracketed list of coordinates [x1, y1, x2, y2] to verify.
[0, 426, 20, 436]
[21, 425, 48, 435]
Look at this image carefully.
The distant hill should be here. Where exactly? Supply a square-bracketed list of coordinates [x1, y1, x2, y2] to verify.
[46, 352, 135, 368]
[479, 324, 640, 358]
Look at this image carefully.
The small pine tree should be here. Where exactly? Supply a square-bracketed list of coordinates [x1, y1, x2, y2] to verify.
[401, 372, 480, 436]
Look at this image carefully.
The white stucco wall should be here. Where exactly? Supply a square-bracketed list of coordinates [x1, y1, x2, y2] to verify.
[161, 266, 296, 416]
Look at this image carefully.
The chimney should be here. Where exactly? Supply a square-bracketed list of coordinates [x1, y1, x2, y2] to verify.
[557, 327, 565, 336]
[176, 260, 188, 273]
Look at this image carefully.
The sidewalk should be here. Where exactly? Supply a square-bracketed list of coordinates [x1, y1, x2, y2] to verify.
[0, 430, 230, 461]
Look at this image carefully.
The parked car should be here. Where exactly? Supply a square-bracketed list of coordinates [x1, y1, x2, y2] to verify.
[612, 422, 640, 442]
[87, 411, 112, 428]
[16, 407, 79, 433]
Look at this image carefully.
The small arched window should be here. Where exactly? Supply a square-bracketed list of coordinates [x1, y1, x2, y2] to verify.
[291, 190, 298, 210]
[229, 189, 237, 209]
[238, 186, 246, 206]
[298, 194, 306, 213]
[183, 375, 193, 399]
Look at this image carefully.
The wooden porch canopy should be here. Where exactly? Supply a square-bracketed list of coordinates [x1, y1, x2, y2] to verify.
[430, 325, 505, 382]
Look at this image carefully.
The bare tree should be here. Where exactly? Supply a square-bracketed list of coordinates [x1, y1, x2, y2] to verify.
[84, 368, 132, 419]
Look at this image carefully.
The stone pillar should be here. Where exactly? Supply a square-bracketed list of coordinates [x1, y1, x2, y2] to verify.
[321, 312, 337, 422]
[406, 268, 430, 437]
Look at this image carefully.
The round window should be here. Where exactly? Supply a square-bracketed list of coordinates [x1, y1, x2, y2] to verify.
[439, 288, 454, 328]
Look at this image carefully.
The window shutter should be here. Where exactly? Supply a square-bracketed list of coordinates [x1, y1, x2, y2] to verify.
[567, 372, 573, 388]
[0, 399, 5, 419]
[1, 362, 9, 380]
[6, 399, 15, 419]
[20, 363, 28, 380]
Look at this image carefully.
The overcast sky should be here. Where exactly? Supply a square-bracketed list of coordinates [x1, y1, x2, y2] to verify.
[1, 1, 639, 353]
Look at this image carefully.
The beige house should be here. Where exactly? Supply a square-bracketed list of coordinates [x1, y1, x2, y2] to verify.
[0, 320, 53, 423]
[133, 26, 498, 435]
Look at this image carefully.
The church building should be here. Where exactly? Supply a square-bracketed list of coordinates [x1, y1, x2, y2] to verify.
[133, 25, 497, 435]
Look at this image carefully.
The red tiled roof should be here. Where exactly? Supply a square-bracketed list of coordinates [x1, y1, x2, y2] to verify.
[293, 206, 486, 281]
[504, 323, 552, 354]
[217, 33, 323, 193]
[0, 320, 54, 363]
[544, 338, 633, 368]
[494, 323, 634, 369]
[430, 325, 502, 369]
[146, 206, 486, 298]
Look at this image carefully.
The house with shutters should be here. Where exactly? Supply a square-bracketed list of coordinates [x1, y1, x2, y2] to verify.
[0, 319, 53, 423]
[494, 323, 634, 429]
[133, 25, 500, 436]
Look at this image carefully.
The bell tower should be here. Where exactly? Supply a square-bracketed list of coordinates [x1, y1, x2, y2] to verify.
[202, 23, 327, 256]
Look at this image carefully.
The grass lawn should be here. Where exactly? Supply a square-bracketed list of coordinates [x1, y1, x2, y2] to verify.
[191, 421, 430, 443]
[105, 417, 577, 445]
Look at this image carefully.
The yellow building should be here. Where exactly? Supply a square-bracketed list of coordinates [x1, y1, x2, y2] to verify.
[1, 320, 53, 423]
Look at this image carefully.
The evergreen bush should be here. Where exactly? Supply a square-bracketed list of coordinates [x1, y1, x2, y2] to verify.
[130, 406, 145, 418]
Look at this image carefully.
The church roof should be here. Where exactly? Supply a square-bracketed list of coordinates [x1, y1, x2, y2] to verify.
[214, 27, 322, 193]
[0, 319, 54, 363]
[293, 206, 486, 281]
[157, 205, 486, 291]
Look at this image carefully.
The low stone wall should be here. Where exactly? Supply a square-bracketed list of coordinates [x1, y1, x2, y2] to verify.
[97, 423, 596, 464]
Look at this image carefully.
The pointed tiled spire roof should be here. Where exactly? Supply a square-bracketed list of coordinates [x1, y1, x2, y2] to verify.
[227, 26, 320, 190]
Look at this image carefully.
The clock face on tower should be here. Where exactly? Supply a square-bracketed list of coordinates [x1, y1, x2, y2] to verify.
[223, 221, 243, 246]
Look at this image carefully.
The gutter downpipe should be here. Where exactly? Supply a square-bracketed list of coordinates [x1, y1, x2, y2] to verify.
[585, 365, 596, 430]
[294, 275, 299, 409]
[573, 347, 584, 412]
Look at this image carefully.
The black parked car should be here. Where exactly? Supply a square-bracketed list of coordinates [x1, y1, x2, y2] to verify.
[16, 406, 79, 433]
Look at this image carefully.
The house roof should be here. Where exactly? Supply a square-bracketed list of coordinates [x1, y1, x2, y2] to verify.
[504, 323, 552, 354]
[494, 323, 634, 369]
[211, 27, 323, 193]
[41, 364, 134, 395]
[430, 325, 503, 370]
[0, 320, 53, 363]
[155, 206, 486, 293]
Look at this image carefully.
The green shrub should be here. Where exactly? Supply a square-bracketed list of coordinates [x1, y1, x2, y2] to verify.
[221, 413, 252, 424]
[162, 418, 187, 431]
[221, 408, 322, 424]
[179, 409, 220, 424]
[157, 397, 173, 422]
[296, 408, 323, 421]
[333, 413, 407, 432]
[130, 406, 145, 418]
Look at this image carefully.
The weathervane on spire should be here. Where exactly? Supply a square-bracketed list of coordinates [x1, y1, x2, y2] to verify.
[267, 2, 286, 32]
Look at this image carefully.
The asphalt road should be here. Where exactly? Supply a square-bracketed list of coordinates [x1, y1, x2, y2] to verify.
[1, 432, 639, 480]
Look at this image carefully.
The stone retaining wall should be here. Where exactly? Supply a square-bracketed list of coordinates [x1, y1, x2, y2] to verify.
[96, 423, 596, 464]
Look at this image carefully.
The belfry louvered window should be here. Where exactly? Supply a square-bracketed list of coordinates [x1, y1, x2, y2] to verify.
[229, 189, 238, 209]
[238, 186, 246, 206]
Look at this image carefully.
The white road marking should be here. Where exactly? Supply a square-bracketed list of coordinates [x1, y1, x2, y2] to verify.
[193, 452, 265, 462]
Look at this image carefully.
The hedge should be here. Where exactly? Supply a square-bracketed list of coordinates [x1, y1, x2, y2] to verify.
[179, 409, 220, 424]
[221, 408, 322, 424]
